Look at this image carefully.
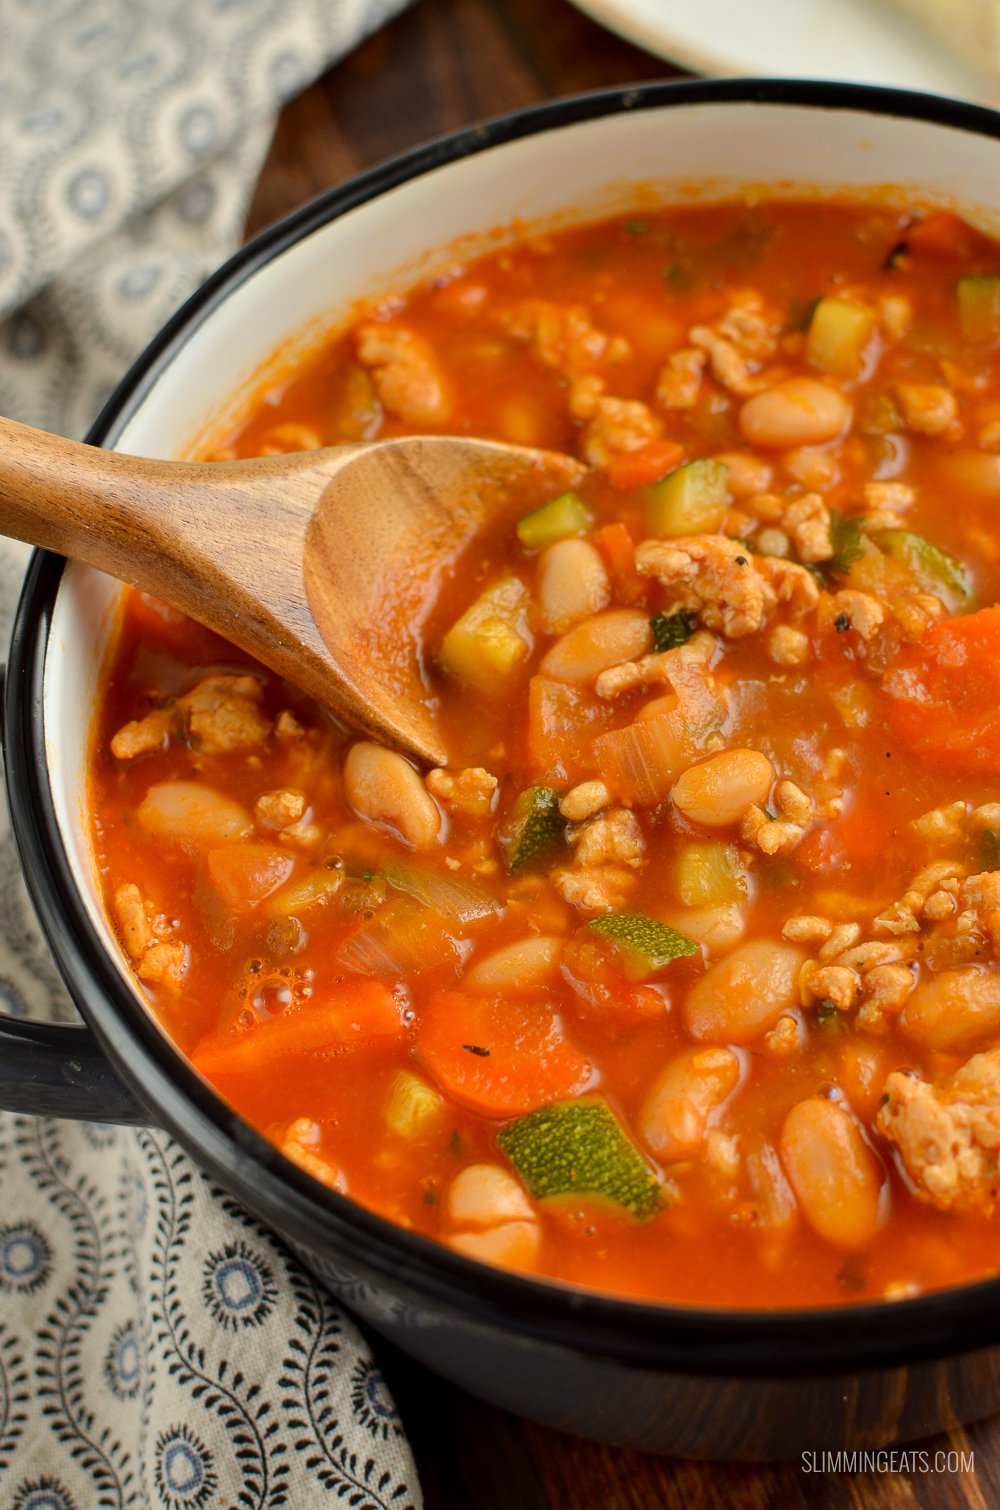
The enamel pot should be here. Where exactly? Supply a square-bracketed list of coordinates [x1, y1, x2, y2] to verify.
[6, 80, 1000, 1458]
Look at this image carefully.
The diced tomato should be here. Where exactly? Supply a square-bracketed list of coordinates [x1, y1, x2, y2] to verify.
[204, 844, 294, 912]
[561, 933, 672, 1026]
[796, 792, 891, 876]
[882, 607, 1000, 775]
[527, 675, 613, 784]
[902, 211, 981, 259]
[417, 989, 593, 1115]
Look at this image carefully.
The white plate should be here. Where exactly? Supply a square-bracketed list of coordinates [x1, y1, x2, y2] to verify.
[571, 0, 995, 101]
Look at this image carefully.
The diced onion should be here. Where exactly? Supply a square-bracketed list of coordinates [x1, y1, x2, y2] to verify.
[385, 862, 502, 923]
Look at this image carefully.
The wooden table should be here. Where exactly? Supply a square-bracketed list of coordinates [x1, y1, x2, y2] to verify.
[247, 3, 996, 1504]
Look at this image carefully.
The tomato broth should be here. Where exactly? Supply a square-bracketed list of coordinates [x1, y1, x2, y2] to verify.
[92, 199, 1000, 1307]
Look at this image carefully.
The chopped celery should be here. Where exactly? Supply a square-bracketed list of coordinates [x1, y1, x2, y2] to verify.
[385, 1069, 445, 1139]
[958, 275, 1000, 343]
[385, 860, 501, 922]
[587, 910, 698, 980]
[875, 529, 974, 614]
[268, 865, 344, 917]
[806, 297, 875, 376]
[649, 609, 696, 653]
[675, 842, 747, 907]
[497, 786, 565, 874]
[337, 873, 389, 914]
[439, 576, 531, 692]
[516, 491, 595, 549]
[498, 1099, 662, 1220]
[646, 459, 729, 537]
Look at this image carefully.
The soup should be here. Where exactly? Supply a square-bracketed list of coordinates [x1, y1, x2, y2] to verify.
[91, 199, 1000, 1308]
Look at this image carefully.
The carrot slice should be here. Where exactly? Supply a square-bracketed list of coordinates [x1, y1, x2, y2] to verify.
[417, 989, 593, 1115]
[191, 978, 406, 1078]
[882, 607, 1000, 775]
[606, 439, 684, 491]
[593, 522, 646, 604]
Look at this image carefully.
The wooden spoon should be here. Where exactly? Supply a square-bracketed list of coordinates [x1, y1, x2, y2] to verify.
[0, 415, 584, 765]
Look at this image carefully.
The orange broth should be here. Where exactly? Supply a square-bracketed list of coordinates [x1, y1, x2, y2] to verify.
[91, 199, 1000, 1307]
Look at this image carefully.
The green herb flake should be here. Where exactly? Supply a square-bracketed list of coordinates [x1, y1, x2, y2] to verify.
[663, 262, 693, 293]
[815, 998, 840, 1026]
[497, 1100, 662, 1220]
[649, 609, 697, 653]
[447, 1130, 462, 1158]
[587, 911, 698, 980]
[423, 1190, 438, 1205]
[624, 218, 648, 236]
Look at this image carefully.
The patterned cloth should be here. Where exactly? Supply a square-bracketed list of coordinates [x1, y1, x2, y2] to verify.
[0, 3, 422, 1506]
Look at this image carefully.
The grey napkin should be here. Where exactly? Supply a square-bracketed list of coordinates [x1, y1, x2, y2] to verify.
[0, 3, 422, 1505]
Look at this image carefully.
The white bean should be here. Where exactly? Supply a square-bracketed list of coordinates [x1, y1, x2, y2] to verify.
[447, 1163, 535, 1227]
[902, 966, 1000, 1051]
[466, 936, 562, 992]
[712, 451, 774, 498]
[671, 749, 774, 827]
[639, 1046, 741, 1160]
[537, 539, 610, 632]
[663, 902, 747, 956]
[540, 609, 652, 684]
[343, 741, 441, 848]
[739, 378, 851, 449]
[137, 781, 253, 848]
[684, 939, 804, 1042]
[780, 1096, 883, 1249]
[448, 1221, 540, 1269]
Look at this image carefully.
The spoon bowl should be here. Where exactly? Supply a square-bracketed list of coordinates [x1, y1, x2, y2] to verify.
[0, 416, 583, 764]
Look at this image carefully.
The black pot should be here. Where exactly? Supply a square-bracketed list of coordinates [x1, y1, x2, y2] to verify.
[6, 79, 1000, 1459]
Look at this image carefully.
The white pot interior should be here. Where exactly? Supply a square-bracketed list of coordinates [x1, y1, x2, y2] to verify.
[41, 93, 1000, 999]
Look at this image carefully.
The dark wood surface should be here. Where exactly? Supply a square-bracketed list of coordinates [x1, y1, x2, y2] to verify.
[247, 2, 995, 1504]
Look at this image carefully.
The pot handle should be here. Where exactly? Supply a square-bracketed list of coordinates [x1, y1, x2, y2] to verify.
[0, 653, 151, 1125]
[0, 1012, 151, 1124]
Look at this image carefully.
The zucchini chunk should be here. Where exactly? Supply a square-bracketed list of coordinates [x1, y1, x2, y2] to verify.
[587, 910, 699, 980]
[497, 786, 566, 874]
[497, 1099, 662, 1219]
[875, 529, 974, 614]
[646, 459, 729, 537]
[516, 491, 595, 549]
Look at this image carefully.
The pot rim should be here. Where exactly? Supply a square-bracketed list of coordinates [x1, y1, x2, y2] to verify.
[9, 75, 1000, 1378]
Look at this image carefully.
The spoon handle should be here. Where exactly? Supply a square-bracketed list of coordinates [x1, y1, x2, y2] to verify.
[0, 414, 219, 586]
